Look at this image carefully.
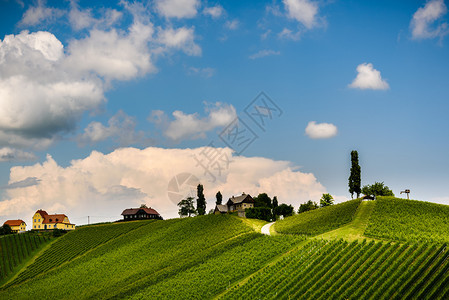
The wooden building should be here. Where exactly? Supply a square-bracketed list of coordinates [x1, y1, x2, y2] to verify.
[121, 207, 162, 221]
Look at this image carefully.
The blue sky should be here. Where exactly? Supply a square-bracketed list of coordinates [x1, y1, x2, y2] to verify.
[0, 0, 448, 223]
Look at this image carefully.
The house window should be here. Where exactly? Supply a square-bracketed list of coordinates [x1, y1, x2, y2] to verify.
[54, 224, 56, 228]
[34, 225, 36, 229]
[38, 225, 40, 228]
[34, 219, 36, 222]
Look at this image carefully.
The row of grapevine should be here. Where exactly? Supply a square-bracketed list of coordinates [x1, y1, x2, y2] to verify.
[365, 196, 449, 243]
[8, 220, 151, 286]
[220, 239, 449, 299]
[0, 233, 50, 281]
[0, 215, 260, 299]
[130, 235, 306, 299]
[274, 199, 362, 235]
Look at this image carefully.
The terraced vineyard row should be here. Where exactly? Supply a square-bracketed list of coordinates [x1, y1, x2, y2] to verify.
[274, 199, 362, 235]
[0, 233, 50, 281]
[365, 196, 449, 243]
[0, 215, 259, 299]
[220, 239, 449, 300]
[8, 220, 150, 286]
[131, 235, 306, 299]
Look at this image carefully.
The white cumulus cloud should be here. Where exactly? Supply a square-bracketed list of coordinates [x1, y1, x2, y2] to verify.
[283, 0, 319, 29]
[305, 121, 338, 139]
[155, 0, 200, 19]
[0, 147, 37, 162]
[157, 27, 202, 56]
[203, 5, 224, 18]
[19, 0, 64, 26]
[0, 147, 326, 222]
[348, 63, 389, 90]
[0, 4, 202, 153]
[225, 19, 240, 30]
[410, 0, 448, 40]
[150, 102, 236, 141]
[78, 111, 147, 146]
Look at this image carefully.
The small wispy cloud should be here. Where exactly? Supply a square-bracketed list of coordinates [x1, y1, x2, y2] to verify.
[249, 49, 281, 60]
[1, 177, 41, 189]
[410, 0, 448, 40]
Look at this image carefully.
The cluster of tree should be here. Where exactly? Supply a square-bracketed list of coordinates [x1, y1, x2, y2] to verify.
[0, 224, 12, 235]
[246, 193, 294, 221]
[362, 182, 394, 197]
[348, 150, 395, 198]
[177, 184, 207, 217]
[297, 193, 334, 214]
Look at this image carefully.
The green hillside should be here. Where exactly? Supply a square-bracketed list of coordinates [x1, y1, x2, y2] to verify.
[1, 197, 449, 299]
[0, 232, 51, 284]
[274, 199, 362, 235]
[365, 196, 449, 243]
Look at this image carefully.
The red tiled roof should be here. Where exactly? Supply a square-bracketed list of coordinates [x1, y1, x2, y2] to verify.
[42, 214, 68, 224]
[121, 207, 160, 216]
[4, 219, 26, 226]
[36, 209, 48, 217]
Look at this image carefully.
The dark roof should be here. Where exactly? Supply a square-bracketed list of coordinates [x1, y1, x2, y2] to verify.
[121, 207, 160, 216]
[363, 195, 375, 200]
[4, 219, 26, 226]
[228, 193, 254, 205]
[214, 205, 228, 213]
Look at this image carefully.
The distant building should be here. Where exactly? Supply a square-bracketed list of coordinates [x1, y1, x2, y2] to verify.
[121, 207, 162, 221]
[214, 193, 255, 218]
[32, 210, 75, 230]
[3, 220, 26, 233]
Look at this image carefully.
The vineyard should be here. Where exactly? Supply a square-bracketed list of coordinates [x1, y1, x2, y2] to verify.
[219, 239, 449, 299]
[7, 220, 150, 287]
[0, 233, 51, 283]
[274, 199, 362, 235]
[1, 198, 449, 299]
[365, 196, 449, 243]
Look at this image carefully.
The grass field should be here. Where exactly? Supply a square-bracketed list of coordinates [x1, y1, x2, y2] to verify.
[1, 197, 449, 299]
[273, 199, 362, 235]
[364, 196, 449, 243]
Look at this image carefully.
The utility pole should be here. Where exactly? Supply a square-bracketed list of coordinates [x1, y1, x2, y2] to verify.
[88, 216, 90, 225]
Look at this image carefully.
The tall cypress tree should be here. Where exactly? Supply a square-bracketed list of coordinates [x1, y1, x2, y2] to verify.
[216, 191, 223, 205]
[197, 184, 206, 215]
[348, 150, 361, 198]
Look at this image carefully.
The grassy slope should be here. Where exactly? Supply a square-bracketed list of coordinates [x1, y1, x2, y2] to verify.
[274, 199, 362, 235]
[365, 196, 449, 243]
[0, 215, 303, 299]
[3, 197, 449, 299]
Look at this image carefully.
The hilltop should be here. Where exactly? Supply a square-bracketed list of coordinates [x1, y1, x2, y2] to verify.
[1, 197, 448, 299]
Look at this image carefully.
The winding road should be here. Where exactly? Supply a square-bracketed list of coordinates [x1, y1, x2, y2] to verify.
[261, 222, 275, 235]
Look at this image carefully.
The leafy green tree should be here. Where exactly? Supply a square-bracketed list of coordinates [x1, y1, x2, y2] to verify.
[178, 197, 196, 217]
[0, 224, 12, 235]
[216, 191, 223, 205]
[320, 193, 334, 207]
[245, 207, 272, 221]
[348, 150, 361, 199]
[298, 200, 319, 213]
[274, 204, 294, 218]
[253, 193, 272, 208]
[196, 184, 206, 215]
[362, 182, 394, 197]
